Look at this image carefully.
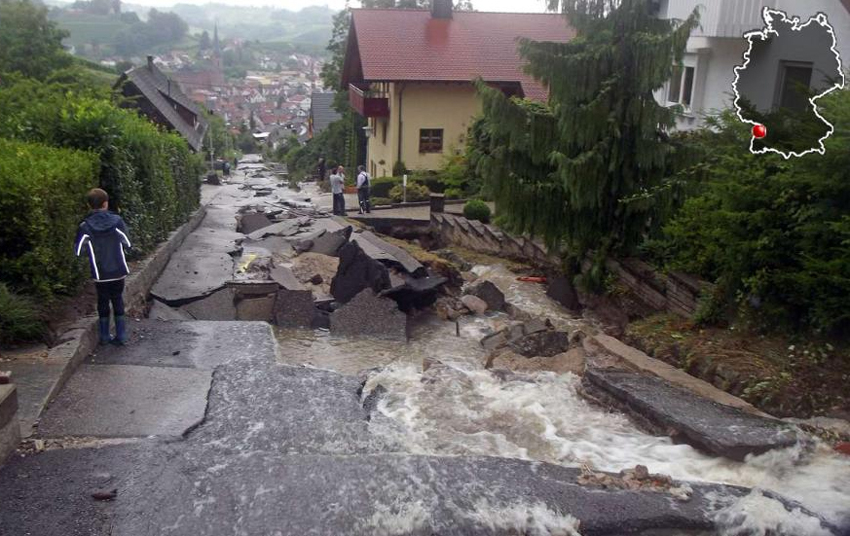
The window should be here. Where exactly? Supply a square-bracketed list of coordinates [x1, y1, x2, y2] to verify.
[382, 120, 387, 145]
[419, 128, 443, 153]
[776, 62, 813, 112]
[667, 65, 696, 107]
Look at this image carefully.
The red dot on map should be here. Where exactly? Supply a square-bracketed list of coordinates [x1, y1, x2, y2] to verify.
[752, 124, 767, 139]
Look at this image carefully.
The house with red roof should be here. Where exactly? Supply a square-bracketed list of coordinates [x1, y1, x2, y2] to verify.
[341, 0, 573, 176]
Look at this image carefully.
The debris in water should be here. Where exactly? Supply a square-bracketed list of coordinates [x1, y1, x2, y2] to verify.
[577, 464, 692, 501]
[91, 488, 118, 501]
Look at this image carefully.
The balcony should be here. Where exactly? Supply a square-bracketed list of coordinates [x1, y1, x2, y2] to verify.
[349, 84, 389, 118]
[661, 0, 766, 38]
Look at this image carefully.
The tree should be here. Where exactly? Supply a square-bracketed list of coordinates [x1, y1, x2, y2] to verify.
[0, 0, 71, 80]
[199, 30, 211, 50]
[474, 0, 697, 280]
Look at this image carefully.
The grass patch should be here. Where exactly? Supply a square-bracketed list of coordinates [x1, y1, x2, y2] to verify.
[0, 284, 44, 345]
[626, 313, 850, 418]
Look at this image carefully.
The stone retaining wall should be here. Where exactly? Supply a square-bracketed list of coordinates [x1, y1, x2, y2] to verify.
[431, 213, 710, 318]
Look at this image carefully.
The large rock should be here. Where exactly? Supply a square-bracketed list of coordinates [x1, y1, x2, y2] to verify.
[273, 288, 316, 328]
[547, 275, 582, 311]
[464, 279, 505, 311]
[238, 213, 273, 234]
[583, 369, 801, 461]
[381, 274, 447, 312]
[330, 289, 408, 341]
[330, 241, 391, 304]
[461, 294, 488, 315]
[509, 330, 572, 357]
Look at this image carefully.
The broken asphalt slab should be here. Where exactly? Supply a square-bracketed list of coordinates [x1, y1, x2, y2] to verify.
[583, 368, 800, 461]
[37, 364, 211, 438]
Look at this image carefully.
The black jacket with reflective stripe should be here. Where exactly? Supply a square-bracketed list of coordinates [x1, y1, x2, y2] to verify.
[75, 211, 131, 281]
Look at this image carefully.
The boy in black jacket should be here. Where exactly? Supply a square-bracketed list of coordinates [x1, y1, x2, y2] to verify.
[75, 188, 132, 345]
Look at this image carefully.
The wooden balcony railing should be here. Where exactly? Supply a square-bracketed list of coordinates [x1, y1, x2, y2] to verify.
[349, 83, 389, 118]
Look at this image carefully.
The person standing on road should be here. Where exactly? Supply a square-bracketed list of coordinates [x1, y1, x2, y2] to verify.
[75, 188, 132, 346]
[330, 165, 346, 216]
[317, 157, 326, 183]
[356, 165, 371, 214]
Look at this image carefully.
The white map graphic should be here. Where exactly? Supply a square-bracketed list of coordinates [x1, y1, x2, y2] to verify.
[733, 8, 845, 159]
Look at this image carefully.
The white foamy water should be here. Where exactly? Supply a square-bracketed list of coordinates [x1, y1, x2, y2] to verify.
[275, 265, 850, 534]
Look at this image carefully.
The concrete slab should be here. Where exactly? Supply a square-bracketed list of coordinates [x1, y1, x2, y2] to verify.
[238, 212, 273, 234]
[180, 287, 237, 321]
[330, 289, 408, 341]
[273, 289, 315, 328]
[38, 365, 211, 438]
[148, 300, 194, 321]
[358, 230, 425, 275]
[235, 294, 276, 321]
[583, 369, 800, 461]
[2, 360, 65, 436]
[150, 246, 234, 304]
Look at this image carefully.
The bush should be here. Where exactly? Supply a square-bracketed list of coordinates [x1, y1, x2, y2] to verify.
[0, 283, 44, 344]
[392, 160, 407, 176]
[0, 78, 203, 256]
[444, 187, 463, 200]
[371, 197, 393, 207]
[463, 199, 491, 223]
[370, 176, 402, 198]
[389, 182, 430, 202]
[658, 100, 850, 334]
[0, 139, 98, 297]
[411, 171, 447, 194]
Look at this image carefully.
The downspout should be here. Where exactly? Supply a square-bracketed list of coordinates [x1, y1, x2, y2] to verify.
[396, 83, 404, 167]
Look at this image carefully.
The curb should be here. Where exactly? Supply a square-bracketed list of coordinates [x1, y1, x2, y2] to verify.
[25, 205, 209, 438]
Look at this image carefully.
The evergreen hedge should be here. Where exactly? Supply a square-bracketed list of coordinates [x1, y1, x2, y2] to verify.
[0, 138, 98, 297]
[0, 78, 203, 256]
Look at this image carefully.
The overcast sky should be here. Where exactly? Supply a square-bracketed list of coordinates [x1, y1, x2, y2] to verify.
[138, 0, 550, 13]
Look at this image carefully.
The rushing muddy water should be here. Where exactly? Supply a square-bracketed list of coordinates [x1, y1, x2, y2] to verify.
[275, 265, 850, 534]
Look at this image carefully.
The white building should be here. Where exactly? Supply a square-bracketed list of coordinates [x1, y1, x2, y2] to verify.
[656, 0, 850, 130]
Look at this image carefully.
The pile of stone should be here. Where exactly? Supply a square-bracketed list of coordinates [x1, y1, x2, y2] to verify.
[435, 280, 506, 320]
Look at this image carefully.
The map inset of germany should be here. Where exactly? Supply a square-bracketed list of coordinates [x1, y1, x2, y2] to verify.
[734, 8, 845, 159]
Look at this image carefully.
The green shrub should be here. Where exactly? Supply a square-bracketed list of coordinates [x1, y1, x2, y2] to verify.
[0, 139, 98, 297]
[463, 199, 491, 223]
[392, 160, 407, 176]
[444, 187, 463, 199]
[411, 171, 447, 194]
[0, 283, 44, 344]
[0, 78, 202, 256]
[371, 197, 393, 207]
[370, 176, 402, 198]
[389, 182, 430, 203]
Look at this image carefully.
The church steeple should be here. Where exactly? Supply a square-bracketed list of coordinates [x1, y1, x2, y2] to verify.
[213, 21, 221, 56]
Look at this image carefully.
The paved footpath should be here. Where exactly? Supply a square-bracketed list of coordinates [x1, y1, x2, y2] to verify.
[0, 165, 838, 536]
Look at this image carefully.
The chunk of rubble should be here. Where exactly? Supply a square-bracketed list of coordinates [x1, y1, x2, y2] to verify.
[238, 213, 273, 235]
[487, 347, 586, 375]
[583, 369, 800, 461]
[330, 289, 408, 341]
[246, 218, 309, 241]
[380, 274, 447, 312]
[577, 464, 692, 502]
[509, 330, 572, 358]
[180, 287, 237, 321]
[461, 294, 488, 315]
[330, 241, 391, 304]
[295, 226, 352, 257]
[463, 279, 505, 311]
[547, 275, 582, 311]
[148, 300, 194, 321]
[236, 294, 276, 321]
[273, 289, 316, 328]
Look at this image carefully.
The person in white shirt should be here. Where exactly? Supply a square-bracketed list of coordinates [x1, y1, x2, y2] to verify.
[356, 165, 371, 214]
[329, 165, 346, 216]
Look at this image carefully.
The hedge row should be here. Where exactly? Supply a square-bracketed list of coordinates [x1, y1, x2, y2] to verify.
[0, 78, 203, 257]
[0, 139, 98, 297]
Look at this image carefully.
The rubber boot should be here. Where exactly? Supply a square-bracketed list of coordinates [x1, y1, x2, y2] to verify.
[113, 315, 129, 345]
[98, 317, 111, 345]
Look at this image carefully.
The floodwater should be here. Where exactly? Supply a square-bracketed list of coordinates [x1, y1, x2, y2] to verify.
[275, 265, 850, 534]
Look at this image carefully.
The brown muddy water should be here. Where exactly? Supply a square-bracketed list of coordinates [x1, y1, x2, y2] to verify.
[275, 264, 850, 534]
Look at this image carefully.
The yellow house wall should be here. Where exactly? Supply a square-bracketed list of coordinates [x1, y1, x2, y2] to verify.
[365, 82, 481, 177]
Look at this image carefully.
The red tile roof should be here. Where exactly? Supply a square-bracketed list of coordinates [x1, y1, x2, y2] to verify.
[345, 9, 574, 100]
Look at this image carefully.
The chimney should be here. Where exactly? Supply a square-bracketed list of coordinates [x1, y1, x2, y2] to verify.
[431, 0, 452, 19]
[147, 55, 154, 71]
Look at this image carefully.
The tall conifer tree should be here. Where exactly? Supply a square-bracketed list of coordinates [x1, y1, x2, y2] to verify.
[474, 0, 698, 277]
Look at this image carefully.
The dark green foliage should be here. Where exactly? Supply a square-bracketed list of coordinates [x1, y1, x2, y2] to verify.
[114, 8, 188, 56]
[0, 139, 98, 298]
[0, 0, 72, 80]
[658, 96, 850, 334]
[390, 182, 430, 203]
[0, 283, 44, 344]
[392, 160, 408, 177]
[475, 0, 698, 265]
[286, 118, 349, 180]
[370, 176, 403, 198]
[0, 77, 202, 258]
[463, 199, 491, 224]
[371, 197, 392, 207]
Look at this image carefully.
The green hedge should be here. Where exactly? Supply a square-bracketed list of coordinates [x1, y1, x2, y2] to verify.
[0, 78, 203, 255]
[0, 139, 98, 297]
[370, 176, 403, 198]
[464, 199, 491, 224]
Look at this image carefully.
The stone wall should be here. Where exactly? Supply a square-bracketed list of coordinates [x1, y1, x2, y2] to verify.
[431, 213, 710, 319]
